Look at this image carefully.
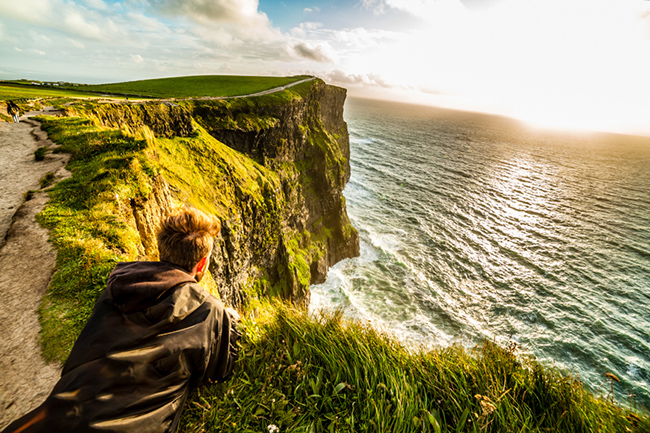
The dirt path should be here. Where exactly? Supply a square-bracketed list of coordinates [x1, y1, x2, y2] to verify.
[210, 76, 316, 100]
[0, 111, 70, 429]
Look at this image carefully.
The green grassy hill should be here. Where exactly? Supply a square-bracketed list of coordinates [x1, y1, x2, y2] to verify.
[0, 83, 116, 101]
[1, 75, 312, 104]
[65, 75, 313, 98]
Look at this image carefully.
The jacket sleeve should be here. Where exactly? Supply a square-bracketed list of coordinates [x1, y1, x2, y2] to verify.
[199, 302, 241, 384]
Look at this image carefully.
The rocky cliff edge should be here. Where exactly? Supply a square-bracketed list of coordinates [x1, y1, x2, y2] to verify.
[62, 79, 359, 308]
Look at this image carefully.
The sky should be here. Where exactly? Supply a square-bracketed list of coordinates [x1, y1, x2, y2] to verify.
[2, 0, 650, 135]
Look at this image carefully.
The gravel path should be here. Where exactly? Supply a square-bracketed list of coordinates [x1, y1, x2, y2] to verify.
[0, 112, 70, 429]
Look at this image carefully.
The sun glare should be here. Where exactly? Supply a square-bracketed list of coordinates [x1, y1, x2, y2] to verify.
[346, 0, 650, 136]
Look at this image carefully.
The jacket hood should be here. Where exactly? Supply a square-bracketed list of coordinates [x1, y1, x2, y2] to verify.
[107, 261, 197, 314]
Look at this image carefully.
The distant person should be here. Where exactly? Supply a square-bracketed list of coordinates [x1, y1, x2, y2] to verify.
[7, 101, 19, 123]
[3, 207, 240, 433]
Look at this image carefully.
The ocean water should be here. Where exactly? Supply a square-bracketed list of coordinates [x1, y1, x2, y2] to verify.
[310, 97, 650, 406]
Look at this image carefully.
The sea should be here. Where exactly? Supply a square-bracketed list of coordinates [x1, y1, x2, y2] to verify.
[310, 97, 650, 407]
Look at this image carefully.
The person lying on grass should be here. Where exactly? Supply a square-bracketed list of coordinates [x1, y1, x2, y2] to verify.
[3, 207, 240, 433]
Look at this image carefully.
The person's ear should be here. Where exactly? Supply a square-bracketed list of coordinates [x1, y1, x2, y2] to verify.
[196, 256, 208, 273]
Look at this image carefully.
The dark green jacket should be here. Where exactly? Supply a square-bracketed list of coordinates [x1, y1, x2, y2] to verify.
[3, 261, 239, 433]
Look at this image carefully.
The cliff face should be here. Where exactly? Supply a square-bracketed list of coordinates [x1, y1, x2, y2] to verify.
[81, 79, 359, 307]
[190, 81, 359, 306]
[64, 102, 194, 137]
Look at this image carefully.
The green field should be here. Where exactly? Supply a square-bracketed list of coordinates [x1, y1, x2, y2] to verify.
[0, 83, 118, 101]
[65, 75, 313, 98]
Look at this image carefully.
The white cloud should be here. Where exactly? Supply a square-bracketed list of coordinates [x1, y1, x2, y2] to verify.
[325, 69, 395, 88]
[67, 38, 86, 49]
[144, 0, 287, 62]
[362, 0, 467, 17]
[0, 0, 129, 43]
[289, 21, 323, 38]
[331, 27, 397, 49]
[29, 30, 53, 45]
[14, 47, 23, 52]
[63, 11, 106, 40]
[0, 0, 54, 25]
[289, 24, 398, 61]
[81, 0, 108, 10]
[292, 42, 334, 62]
[130, 54, 145, 64]
[126, 12, 169, 31]
[150, 0, 271, 28]
[418, 84, 444, 95]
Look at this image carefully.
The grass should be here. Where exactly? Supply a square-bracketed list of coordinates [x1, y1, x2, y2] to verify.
[0, 82, 116, 100]
[34, 146, 48, 161]
[39, 172, 56, 189]
[186, 79, 316, 139]
[66, 75, 313, 99]
[154, 123, 281, 218]
[179, 302, 650, 433]
[36, 116, 152, 361]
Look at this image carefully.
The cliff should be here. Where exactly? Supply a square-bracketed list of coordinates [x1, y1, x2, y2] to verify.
[56, 79, 359, 310]
[189, 80, 358, 307]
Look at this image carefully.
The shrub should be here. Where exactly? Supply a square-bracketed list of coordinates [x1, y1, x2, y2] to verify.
[35, 146, 48, 161]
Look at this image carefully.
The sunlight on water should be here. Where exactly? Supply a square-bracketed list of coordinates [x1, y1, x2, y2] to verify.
[310, 98, 650, 406]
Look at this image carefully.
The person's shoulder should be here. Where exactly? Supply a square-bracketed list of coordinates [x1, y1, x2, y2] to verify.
[181, 282, 224, 309]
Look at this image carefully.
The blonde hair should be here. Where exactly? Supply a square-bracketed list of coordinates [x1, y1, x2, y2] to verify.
[157, 207, 221, 272]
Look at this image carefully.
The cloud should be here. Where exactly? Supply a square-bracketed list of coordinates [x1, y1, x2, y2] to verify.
[149, 0, 271, 28]
[144, 0, 286, 61]
[0, 0, 55, 25]
[29, 30, 53, 45]
[304, 7, 320, 14]
[0, 0, 129, 43]
[332, 27, 397, 48]
[14, 47, 23, 52]
[130, 54, 145, 64]
[81, 0, 108, 10]
[362, 0, 466, 17]
[64, 11, 108, 40]
[289, 21, 323, 38]
[292, 42, 334, 62]
[325, 69, 395, 88]
[459, 0, 503, 10]
[289, 23, 398, 57]
[325, 69, 363, 85]
[126, 12, 169, 32]
[67, 38, 86, 49]
[417, 84, 445, 95]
